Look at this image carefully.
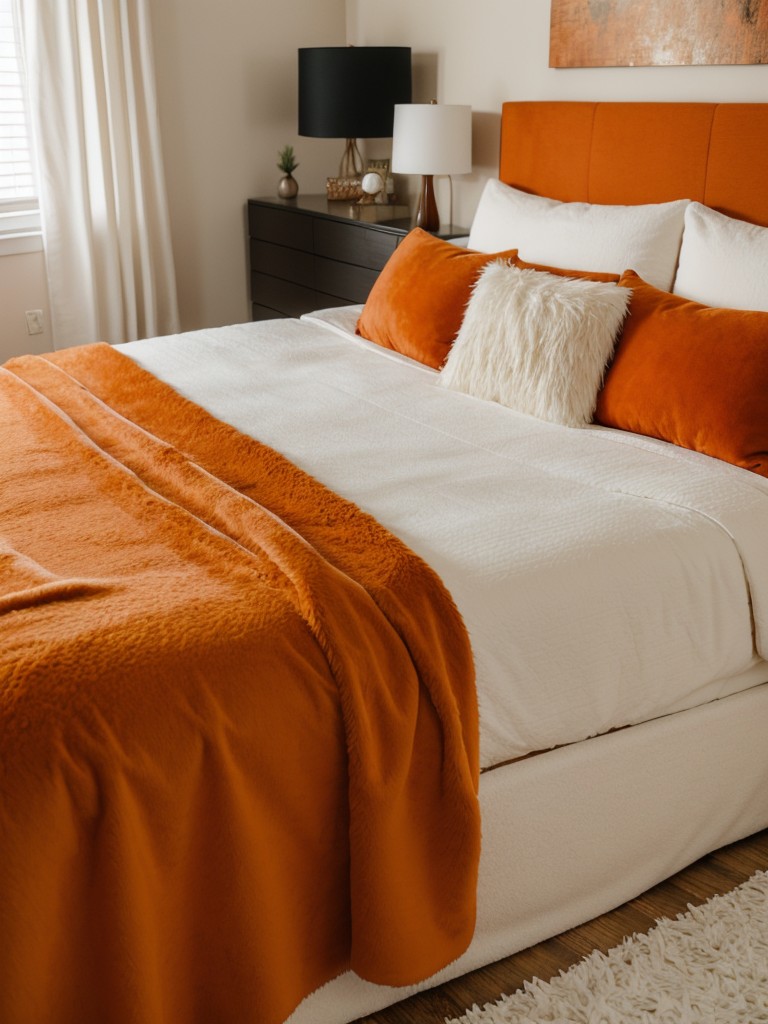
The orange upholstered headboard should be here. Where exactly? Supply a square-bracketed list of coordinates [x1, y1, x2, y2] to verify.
[499, 102, 768, 228]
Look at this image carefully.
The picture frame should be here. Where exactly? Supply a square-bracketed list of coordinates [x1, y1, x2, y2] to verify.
[359, 158, 394, 206]
[365, 158, 390, 181]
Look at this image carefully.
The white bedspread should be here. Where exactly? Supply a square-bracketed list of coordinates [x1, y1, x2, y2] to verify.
[119, 309, 768, 769]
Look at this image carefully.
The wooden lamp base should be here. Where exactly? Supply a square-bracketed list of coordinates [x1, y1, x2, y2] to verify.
[414, 174, 440, 232]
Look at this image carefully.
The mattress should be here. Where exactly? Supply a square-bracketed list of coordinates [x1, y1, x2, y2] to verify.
[288, 679, 768, 1023]
[119, 306, 768, 771]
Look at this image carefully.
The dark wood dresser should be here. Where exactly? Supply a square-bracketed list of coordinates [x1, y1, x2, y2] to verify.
[247, 195, 466, 320]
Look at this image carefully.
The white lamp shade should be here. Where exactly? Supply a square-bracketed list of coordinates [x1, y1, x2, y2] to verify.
[391, 104, 472, 176]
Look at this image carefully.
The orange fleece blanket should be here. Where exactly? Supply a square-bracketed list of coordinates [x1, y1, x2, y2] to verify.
[0, 344, 479, 1024]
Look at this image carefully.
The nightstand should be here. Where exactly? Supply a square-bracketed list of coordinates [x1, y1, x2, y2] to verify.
[247, 195, 467, 320]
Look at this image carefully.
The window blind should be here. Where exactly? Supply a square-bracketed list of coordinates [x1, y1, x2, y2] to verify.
[0, 0, 41, 253]
[0, 0, 34, 201]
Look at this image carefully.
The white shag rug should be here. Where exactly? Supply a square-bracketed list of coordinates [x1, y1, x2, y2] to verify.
[447, 870, 768, 1023]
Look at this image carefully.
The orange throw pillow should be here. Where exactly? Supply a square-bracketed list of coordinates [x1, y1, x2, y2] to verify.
[356, 229, 518, 369]
[511, 255, 620, 283]
[595, 270, 768, 477]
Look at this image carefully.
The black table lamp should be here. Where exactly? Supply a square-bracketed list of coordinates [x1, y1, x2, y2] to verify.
[298, 47, 412, 178]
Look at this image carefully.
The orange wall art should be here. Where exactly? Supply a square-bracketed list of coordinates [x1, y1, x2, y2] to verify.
[550, 0, 768, 67]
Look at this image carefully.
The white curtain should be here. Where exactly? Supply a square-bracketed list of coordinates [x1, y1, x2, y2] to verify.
[16, 0, 179, 348]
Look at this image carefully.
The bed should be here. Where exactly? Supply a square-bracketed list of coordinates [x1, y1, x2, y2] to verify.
[2, 101, 768, 1024]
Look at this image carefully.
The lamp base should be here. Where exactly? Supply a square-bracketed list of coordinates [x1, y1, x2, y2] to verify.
[414, 174, 440, 232]
[339, 138, 364, 178]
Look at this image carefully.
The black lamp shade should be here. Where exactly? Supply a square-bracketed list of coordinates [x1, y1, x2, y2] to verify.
[299, 47, 412, 139]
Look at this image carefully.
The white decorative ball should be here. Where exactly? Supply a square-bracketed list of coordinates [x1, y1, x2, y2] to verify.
[362, 172, 384, 196]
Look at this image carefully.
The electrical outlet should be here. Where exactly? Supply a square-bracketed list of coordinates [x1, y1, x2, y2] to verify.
[25, 309, 44, 335]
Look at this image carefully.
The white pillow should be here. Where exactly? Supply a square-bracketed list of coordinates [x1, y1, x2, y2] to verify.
[468, 179, 689, 291]
[673, 202, 768, 310]
[438, 262, 631, 427]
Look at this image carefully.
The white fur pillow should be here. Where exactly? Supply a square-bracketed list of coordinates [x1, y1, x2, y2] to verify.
[468, 179, 688, 291]
[438, 262, 631, 427]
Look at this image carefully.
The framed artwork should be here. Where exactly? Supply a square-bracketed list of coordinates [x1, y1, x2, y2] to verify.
[550, 0, 768, 67]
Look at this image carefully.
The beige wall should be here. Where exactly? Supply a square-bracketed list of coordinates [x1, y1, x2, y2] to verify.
[3, 1, 766, 353]
[349, 0, 768, 230]
[149, 0, 347, 332]
[0, 250, 52, 361]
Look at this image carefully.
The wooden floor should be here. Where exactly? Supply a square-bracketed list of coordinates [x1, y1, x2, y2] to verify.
[354, 827, 768, 1024]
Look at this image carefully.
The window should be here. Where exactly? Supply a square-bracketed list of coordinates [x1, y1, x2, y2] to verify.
[0, 0, 41, 254]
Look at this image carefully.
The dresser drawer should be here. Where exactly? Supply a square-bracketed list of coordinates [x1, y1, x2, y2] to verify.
[252, 302, 289, 321]
[249, 204, 313, 251]
[251, 273, 358, 318]
[250, 239, 314, 286]
[314, 256, 379, 304]
[314, 219, 398, 271]
[251, 274, 320, 318]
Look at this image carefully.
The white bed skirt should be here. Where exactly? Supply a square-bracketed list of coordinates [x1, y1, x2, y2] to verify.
[289, 680, 768, 1023]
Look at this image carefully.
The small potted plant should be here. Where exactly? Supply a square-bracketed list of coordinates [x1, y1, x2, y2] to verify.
[277, 145, 299, 199]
